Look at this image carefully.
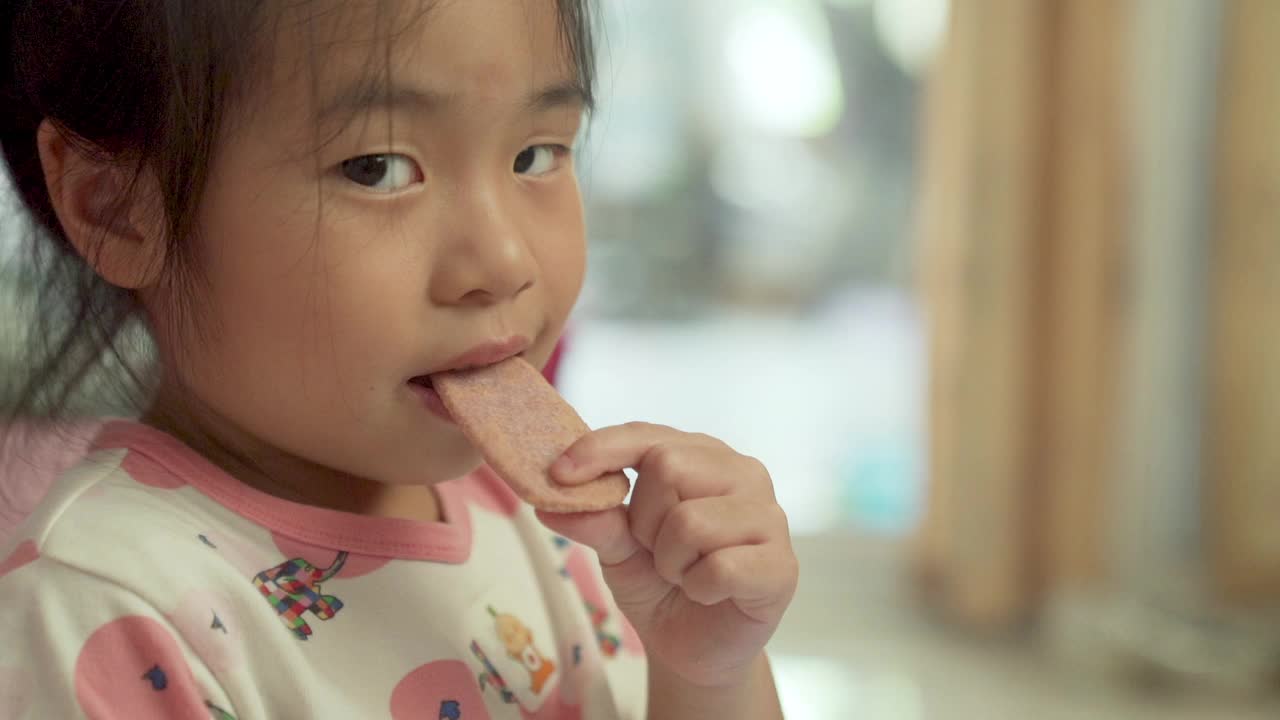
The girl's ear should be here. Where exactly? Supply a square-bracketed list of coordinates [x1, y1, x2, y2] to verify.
[35, 119, 168, 289]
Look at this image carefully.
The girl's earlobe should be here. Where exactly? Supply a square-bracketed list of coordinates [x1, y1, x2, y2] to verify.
[35, 119, 168, 289]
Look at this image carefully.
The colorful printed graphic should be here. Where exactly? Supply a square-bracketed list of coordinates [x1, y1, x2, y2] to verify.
[490, 606, 557, 694]
[582, 601, 621, 658]
[251, 551, 348, 640]
[471, 640, 516, 704]
[555, 538, 644, 658]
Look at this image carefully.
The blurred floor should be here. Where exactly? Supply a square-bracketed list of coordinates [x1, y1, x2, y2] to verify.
[769, 533, 1278, 720]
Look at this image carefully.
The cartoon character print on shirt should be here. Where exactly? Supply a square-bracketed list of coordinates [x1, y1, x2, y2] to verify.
[468, 604, 567, 714]
[250, 551, 349, 640]
[460, 535, 645, 719]
[470, 639, 516, 704]
[551, 536, 644, 659]
[491, 606, 556, 694]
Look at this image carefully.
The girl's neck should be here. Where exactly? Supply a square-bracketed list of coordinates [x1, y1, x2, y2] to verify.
[139, 389, 443, 524]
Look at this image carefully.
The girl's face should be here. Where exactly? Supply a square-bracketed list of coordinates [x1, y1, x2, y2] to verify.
[144, 0, 587, 487]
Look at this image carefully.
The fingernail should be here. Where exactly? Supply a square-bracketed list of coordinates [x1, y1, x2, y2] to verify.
[551, 454, 576, 481]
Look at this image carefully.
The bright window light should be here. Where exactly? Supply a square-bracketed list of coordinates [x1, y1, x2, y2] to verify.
[724, 2, 846, 138]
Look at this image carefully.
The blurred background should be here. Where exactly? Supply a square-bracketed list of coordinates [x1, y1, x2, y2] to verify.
[3, 0, 1279, 717]
[559, 0, 1280, 716]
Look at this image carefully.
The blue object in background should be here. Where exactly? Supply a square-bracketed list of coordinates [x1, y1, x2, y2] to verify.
[839, 433, 922, 536]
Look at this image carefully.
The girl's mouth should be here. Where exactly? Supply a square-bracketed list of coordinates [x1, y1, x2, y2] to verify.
[408, 376, 452, 421]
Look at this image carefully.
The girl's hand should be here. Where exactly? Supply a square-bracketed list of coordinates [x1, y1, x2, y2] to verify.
[536, 422, 799, 690]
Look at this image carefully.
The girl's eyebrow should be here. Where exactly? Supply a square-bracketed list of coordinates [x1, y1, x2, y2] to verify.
[318, 78, 589, 122]
[523, 81, 591, 113]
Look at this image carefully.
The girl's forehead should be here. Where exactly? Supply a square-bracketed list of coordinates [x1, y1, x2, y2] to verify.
[263, 0, 573, 111]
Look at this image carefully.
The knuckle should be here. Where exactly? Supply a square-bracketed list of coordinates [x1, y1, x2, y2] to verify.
[646, 445, 685, 488]
[690, 432, 724, 449]
[667, 503, 706, 543]
[625, 420, 671, 436]
[706, 551, 739, 585]
[740, 454, 771, 484]
[765, 503, 791, 535]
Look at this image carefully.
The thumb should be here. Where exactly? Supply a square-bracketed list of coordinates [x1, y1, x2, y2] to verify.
[535, 506, 641, 567]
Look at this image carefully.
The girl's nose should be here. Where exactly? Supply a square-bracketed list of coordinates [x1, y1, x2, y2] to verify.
[430, 185, 536, 306]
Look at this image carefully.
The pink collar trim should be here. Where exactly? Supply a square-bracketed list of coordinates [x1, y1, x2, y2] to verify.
[90, 420, 474, 563]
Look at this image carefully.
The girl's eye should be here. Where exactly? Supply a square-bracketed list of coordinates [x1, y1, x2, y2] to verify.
[513, 145, 565, 177]
[339, 154, 423, 192]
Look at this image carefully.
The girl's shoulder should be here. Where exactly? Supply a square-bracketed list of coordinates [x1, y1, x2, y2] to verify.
[0, 419, 103, 545]
[1, 422, 268, 601]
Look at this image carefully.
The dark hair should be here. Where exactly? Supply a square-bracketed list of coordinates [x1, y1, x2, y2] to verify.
[0, 0, 597, 421]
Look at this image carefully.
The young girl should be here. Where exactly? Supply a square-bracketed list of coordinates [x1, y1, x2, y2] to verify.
[0, 1, 798, 718]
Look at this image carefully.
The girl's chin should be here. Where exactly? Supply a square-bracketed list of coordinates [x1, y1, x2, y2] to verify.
[384, 438, 484, 486]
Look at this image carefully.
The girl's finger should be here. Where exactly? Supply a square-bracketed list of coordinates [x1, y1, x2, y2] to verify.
[626, 443, 748, 551]
[536, 508, 674, 614]
[550, 421, 721, 486]
[681, 544, 799, 622]
[535, 506, 640, 567]
[650, 495, 779, 586]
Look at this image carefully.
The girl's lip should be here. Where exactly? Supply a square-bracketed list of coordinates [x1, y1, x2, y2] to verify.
[428, 336, 531, 376]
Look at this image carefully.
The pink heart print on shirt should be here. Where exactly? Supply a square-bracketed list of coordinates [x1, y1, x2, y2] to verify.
[74, 615, 215, 720]
[121, 452, 187, 490]
[0, 540, 38, 579]
[390, 660, 490, 720]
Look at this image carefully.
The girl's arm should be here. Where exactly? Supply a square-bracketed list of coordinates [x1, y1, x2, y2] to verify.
[647, 653, 784, 719]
